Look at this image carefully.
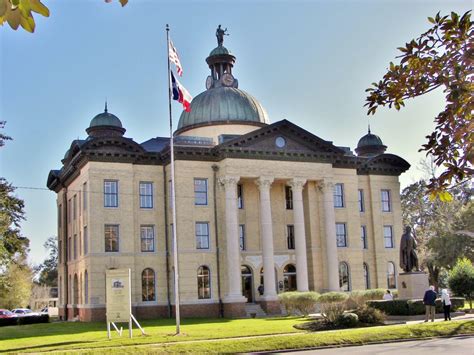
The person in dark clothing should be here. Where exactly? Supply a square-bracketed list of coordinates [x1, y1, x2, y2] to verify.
[423, 285, 437, 322]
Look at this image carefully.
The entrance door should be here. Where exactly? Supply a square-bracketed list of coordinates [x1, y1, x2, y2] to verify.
[241, 265, 253, 303]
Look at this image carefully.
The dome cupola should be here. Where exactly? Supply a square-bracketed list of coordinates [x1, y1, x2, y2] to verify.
[86, 102, 126, 138]
[176, 26, 269, 136]
[355, 126, 387, 157]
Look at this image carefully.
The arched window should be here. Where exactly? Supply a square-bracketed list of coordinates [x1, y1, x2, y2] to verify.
[363, 263, 370, 289]
[259, 267, 279, 293]
[339, 262, 351, 291]
[241, 265, 253, 302]
[73, 274, 79, 304]
[197, 266, 211, 299]
[387, 262, 396, 289]
[84, 271, 88, 304]
[142, 268, 156, 301]
[283, 264, 297, 291]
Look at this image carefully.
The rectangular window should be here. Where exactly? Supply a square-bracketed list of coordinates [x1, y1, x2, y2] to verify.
[105, 224, 119, 252]
[68, 237, 71, 260]
[336, 223, 347, 247]
[285, 186, 293, 210]
[237, 184, 244, 209]
[73, 195, 77, 220]
[83, 226, 88, 255]
[79, 231, 82, 256]
[140, 225, 155, 252]
[384, 225, 394, 248]
[358, 189, 365, 212]
[334, 183, 344, 208]
[83, 182, 87, 210]
[73, 234, 77, 259]
[139, 182, 153, 208]
[195, 222, 210, 249]
[104, 180, 118, 207]
[287, 225, 295, 249]
[194, 178, 208, 205]
[381, 189, 391, 212]
[58, 240, 62, 263]
[68, 199, 72, 223]
[239, 224, 245, 251]
[361, 225, 368, 249]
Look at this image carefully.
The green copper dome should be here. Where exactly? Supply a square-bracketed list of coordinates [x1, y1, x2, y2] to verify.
[355, 128, 387, 157]
[89, 111, 123, 128]
[209, 46, 231, 56]
[357, 132, 383, 148]
[177, 87, 269, 131]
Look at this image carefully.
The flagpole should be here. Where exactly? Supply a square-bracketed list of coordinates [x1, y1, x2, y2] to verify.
[166, 23, 181, 335]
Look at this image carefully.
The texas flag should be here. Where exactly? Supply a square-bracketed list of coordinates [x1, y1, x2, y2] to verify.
[171, 71, 192, 112]
[169, 40, 183, 76]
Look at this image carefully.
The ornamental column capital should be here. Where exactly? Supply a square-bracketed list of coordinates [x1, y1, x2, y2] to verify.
[317, 179, 334, 192]
[218, 175, 240, 189]
[255, 176, 274, 191]
[288, 178, 307, 192]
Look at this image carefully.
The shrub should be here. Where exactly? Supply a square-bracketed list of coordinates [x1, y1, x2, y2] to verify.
[448, 258, 474, 309]
[346, 289, 387, 309]
[318, 292, 349, 323]
[335, 312, 359, 328]
[278, 291, 320, 316]
[354, 305, 386, 324]
[367, 297, 465, 315]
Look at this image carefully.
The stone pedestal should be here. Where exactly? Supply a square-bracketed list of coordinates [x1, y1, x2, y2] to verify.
[398, 272, 429, 299]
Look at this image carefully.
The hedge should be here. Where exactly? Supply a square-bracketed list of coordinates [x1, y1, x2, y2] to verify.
[367, 297, 465, 315]
[0, 314, 49, 327]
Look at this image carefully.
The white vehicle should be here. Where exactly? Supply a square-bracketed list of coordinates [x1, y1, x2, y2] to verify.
[40, 307, 58, 317]
[11, 308, 39, 317]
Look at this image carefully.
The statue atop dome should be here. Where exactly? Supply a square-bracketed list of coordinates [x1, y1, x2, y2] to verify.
[216, 25, 229, 47]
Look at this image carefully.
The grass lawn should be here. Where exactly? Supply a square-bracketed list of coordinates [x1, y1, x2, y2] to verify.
[0, 317, 473, 354]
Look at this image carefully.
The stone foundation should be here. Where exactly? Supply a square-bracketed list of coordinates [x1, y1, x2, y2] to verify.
[398, 272, 429, 299]
[222, 302, 246, 318]
[259, 300, 281, 315]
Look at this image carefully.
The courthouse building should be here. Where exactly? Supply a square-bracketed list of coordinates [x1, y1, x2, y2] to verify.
[47, 34, 410, 321]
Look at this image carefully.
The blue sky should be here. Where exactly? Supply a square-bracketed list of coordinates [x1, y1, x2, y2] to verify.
[1, 0, 471, 265]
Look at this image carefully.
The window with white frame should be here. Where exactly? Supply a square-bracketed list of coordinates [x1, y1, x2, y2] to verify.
[104, 180, 118, 207]
[197, 266, 211, 299]
[195, 222, 210, 249]
[363, 263, 370, 289]
[384, 225, 394, 248]
[339, 262, 351, 291]
[194, 178, 208, 205]
[139, 182, 153, 208]
[237, 184, 244, 209]
[334, 183, 344, 207]
[83, 182, 87, 210]
[381, 189, 391, 212]
[358, 189, 365, 212]
[239, 224, 245, 251]
[287, 225, 295, 249]
[285, 186, 293, 210]
[387, 262, 396, 288]
[142, 268, 156, 301]
[336, 223, 347, 247]
[83, 226, 88, 255]
[140, 225, 155, 252]
[105, 224, 119, 252]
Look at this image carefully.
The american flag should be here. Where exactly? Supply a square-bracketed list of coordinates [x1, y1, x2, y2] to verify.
[169, 40, 183, 76]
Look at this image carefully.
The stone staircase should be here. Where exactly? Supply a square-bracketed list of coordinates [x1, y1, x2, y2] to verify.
[245, 303, 267, 318]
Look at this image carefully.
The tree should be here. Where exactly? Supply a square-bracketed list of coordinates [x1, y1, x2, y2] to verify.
[448, 258, 474, 309]
[365, 11, 473, 196]
[36, 236, 58, 287]
[0, 122, 29, 271]
[0, 259, 33, 309]
[401, 176, 472, 288]
[0, 0, 127, 33]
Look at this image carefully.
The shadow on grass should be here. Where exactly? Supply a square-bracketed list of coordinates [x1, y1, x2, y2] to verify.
[0, 340, 96, 353]
[409, 321, 471, 338]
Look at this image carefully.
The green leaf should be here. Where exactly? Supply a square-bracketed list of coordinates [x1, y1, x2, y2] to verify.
[11, 0, 20, 7]
[428, 17, 435, 24]
[6, 7, 20, 29]
[19, 11, 34, 32]
[29, 0, 49, 17]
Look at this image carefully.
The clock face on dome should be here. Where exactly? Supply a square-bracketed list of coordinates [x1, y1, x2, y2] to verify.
[221, 73, 234, 87]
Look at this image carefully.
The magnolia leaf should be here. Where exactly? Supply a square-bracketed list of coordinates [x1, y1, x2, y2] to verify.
[428, 192, 437, 201]
[29, 0, 49, 17]
[19, 10, 35, 32]
[0, 0, 7, 17]
[11, 0, 20, 7]
[6, 7, 20, 29]
[19, 0, 31, 18]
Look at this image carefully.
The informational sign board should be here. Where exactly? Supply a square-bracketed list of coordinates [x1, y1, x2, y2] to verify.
[106, 268, 131, 323]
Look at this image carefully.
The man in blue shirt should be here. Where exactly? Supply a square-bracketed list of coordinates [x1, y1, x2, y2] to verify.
[423, 285, 437, 322]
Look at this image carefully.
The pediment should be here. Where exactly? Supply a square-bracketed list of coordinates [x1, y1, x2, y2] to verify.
[217, 119, 346, 156]
[357, 153, 410, 175]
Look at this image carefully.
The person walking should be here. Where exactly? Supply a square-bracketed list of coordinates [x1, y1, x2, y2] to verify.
[441, 289, 452, 321]
[383, 289, 393, 300]
[423, 285, 437, 322]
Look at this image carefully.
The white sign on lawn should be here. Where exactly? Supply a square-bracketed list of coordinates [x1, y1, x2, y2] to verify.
[106, 268, 131, 323]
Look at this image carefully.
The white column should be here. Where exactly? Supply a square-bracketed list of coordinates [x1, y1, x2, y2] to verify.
[219, 175, 246, 302]
[255, 176, 278, 300]
[289, 178, 309, 292]
[321, 180, 340, 291]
